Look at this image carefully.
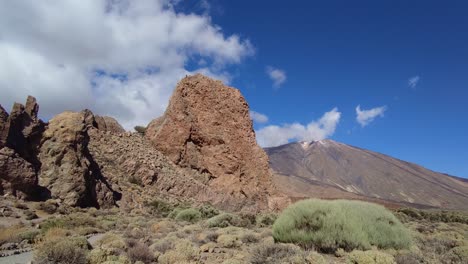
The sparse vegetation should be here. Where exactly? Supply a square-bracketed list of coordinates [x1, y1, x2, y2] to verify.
[206, 213, 243, 228]
[396, 207, 468, 224]
[250, 242, 303, 264]
[347, 250, 395, 264]
[33, 236, 89, 264]
[126, 240, 154, 263]
[1, 195, 466, 264]
[146, 199, 174, 217]
[272, 199, 412, 251]
[174, 208, 202, 223]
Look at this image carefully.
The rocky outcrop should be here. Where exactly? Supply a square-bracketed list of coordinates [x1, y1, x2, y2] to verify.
[0, 147, 37, 198]
[146, 74, 277, 210]
[38, 110, 120, 208]
[95, 115, 126, 134]
[0, 97, 45, 198]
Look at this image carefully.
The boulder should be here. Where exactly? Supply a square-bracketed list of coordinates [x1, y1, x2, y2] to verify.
[146, 74, 276, 209]
[95, 115, 125, 134]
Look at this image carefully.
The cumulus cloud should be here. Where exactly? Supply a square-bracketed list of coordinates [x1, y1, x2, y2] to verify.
[266, 66, 286, 88]
[408, 75, 420, 89]
[256, 108, 341, 147]
[249, 110, 269, 124]
[0, 0, 253, 129]
[355, 105, 387, 127]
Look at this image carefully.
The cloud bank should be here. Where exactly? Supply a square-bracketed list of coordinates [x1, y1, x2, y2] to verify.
[266, 66, 287, 88]
[256, 108, 341, 147]
[356, 105, 387, 127]
[0, 0, 253, 129]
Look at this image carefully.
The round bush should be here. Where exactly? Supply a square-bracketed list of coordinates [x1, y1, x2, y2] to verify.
[272, 199, 411, 251]
[174, 208, 202, 223]
[206, 213, 243, 228]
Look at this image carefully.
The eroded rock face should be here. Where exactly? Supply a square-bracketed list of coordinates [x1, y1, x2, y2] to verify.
[0, 97, 45, 198]
[38, 110, 120, 208]
[95, 115, 126, 134]
[146, 74, 275, 209]
[0, 147, 37, 198]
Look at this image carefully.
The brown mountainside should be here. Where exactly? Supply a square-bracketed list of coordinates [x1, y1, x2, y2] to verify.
[266, 139, 468, 210]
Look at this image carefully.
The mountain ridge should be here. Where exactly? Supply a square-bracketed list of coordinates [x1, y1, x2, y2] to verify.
[266, 139, 468, 210]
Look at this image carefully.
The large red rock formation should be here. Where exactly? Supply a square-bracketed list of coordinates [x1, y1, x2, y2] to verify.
[146, 74, 277, 209]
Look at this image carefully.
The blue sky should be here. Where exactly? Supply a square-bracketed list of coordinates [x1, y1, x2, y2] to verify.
[0, 0, 466, 178]
[200, 0, 468, 177]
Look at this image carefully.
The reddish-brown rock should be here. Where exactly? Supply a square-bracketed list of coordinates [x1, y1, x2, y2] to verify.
[95, 115, 125, 134]
[146, 74, 276, 209]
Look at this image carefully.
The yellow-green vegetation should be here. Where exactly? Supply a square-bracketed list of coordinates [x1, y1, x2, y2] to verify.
[256, 213, 277, 227]
[347, 250, 395, 264]
[206, 213, 244, 228]
[174, 208, 202, 223]
[158, 239, 200, 264]
[272, 199, 412, 251]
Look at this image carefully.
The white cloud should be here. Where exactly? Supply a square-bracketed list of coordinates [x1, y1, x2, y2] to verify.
[256, 108, 341, 147]
[250, 110, 269, 124]
[408, 75, 420, 89]
[266, 66, 286, 88]
[355, 105, 387, 127]
[0, 0, 253, 129]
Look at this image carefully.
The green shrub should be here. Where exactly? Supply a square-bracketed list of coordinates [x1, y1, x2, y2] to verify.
[33, 236, 89, 264]
[174, 208, 202, 223]
[158, 239, 199, 264]
[217, 234, 242, 248]
[39, 212, 98, 233]
[256, 213, 277, 227]
[146, 199, 173, 217]
[206, 213, 243, 228]
[272, 199, 412, 251]
[168, 207, 183, 219]
[347, 250, 395, 264]
[199, 204, 219, 218]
